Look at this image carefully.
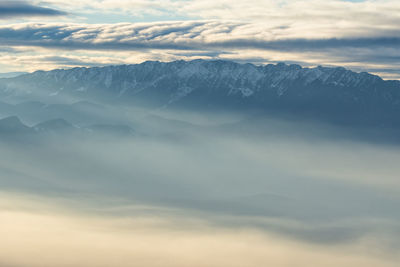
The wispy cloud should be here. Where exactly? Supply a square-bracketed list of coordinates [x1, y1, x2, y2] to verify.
[1, 126, 400, 267]
[0, 1, 66, 18]
[1, 197, 398, 267]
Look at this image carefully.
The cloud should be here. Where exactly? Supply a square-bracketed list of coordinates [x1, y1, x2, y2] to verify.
[1, 1, 400, 78]
[40, 0, 400, 37]
[0, 1, 399, 77]
[0, 1, 66, 18]
[0, 190, 400, 267]
[1, 22, 400, 51]
[1, 21, 400, 78]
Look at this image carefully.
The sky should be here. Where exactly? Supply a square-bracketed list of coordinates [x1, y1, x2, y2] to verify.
[0, 0, 399, 79]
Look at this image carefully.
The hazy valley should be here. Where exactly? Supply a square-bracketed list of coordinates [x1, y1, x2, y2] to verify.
[1, 60, 400, 267]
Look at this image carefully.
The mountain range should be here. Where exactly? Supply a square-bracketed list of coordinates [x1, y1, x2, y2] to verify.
[1, 59, 400, 129]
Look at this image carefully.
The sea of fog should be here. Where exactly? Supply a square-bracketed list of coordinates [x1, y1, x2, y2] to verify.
[0, 104, 399, 267]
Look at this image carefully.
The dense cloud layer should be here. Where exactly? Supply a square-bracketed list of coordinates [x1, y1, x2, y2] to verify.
[2, 22, 400, 51]
[0, 0, 400, 78]
[1, 20, 400, 78]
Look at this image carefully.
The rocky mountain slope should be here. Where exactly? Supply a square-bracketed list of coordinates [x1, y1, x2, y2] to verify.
[1, 59, 400, 128]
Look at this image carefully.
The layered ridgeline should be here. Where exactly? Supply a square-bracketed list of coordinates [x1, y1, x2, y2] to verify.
[1, 59, 400, 128]
[0, 115, 134, 138]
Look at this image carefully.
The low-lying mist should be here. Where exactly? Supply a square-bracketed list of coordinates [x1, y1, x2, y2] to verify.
[1, 107, 400, 266]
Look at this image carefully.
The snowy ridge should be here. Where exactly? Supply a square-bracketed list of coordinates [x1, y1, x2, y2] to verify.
[0, 59, 399, 128]
[9, 59, 383, 98]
